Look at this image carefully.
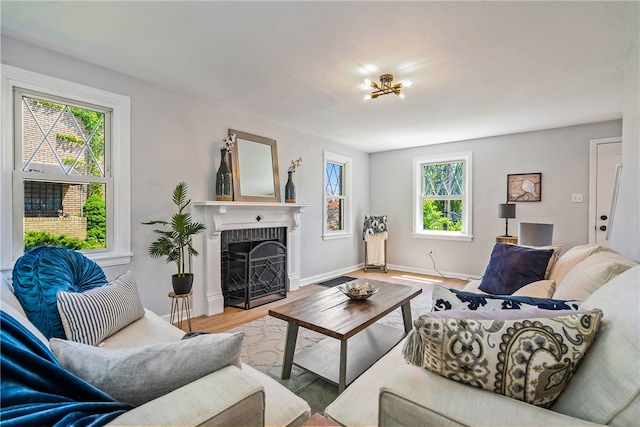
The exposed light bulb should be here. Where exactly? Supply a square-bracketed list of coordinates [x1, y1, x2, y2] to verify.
[363, 94, 372, 101]
[401, 80, 413, 88]
[399, 93, 406, 99]
[364, 77, 372, 87]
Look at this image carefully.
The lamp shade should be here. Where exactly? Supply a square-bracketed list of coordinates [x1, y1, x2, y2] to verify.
[498, 203, 516, 219]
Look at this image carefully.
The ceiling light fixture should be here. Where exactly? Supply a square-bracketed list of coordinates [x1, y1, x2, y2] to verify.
[363, 74, 411, 101]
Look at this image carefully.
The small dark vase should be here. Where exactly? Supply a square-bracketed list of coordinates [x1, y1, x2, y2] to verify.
[172, 273, 194, 295]
[215, 149, 233, 201]
[285, 171, 296, 203]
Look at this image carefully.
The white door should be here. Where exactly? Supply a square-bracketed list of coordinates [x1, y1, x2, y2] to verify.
[589, 138, 622, 248]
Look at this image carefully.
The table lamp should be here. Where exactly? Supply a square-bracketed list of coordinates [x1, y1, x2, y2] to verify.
[498, 203, 516, 237]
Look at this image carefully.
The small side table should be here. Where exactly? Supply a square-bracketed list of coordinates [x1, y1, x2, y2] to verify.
[169, 291, 193, 332]
[496, 235, 518, 245]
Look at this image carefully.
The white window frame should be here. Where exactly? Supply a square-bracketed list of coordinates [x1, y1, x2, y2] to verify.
[322, 151, 352, 240]
[412, 151, 473, 241]
[1, 65, 131, 272]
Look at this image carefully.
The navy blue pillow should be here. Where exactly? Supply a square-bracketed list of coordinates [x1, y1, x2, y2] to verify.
[12, 246, 107, 339]
[432, 285, 581, 311]
[478, 243, 554, 295]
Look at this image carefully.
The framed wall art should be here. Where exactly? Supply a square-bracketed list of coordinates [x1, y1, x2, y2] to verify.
[507, 173, 542, 202]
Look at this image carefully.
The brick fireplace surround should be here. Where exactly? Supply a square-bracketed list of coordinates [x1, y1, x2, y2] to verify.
[191, 201, 307, 316]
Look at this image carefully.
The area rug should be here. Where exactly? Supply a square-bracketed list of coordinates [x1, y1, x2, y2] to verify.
[225, 289, 433, 414]
[316, 276, 357, 287]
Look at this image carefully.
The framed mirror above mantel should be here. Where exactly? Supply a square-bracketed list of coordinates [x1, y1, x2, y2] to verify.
[230, 129, 281, 202]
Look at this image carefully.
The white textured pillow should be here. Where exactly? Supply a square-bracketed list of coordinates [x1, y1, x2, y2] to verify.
[50, 332, 244, 406]
[512, 279, 556, 298]
[549, 243, 603, 285]
[57, 271, 145, 345]
[553, 251, 637, 301]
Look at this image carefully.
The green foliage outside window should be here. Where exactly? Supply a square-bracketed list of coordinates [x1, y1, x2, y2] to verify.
[422, 200, 462, 231]
[422, 160, 464, 232]
[83, 194, 106, 245]
[56, 133, 85, 144]
[23, 193, 107, 251]
[69, 107, 105, 197]
[24, 231, 97, 251]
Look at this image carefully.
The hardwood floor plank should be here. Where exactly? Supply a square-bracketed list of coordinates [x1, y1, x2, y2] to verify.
[186, 269, 467, 333]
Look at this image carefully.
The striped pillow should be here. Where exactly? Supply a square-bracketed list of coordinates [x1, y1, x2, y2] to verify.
[57, 271, 145, 345]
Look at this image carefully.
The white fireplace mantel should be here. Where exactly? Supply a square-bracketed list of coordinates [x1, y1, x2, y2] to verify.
[191, 201, 309, 316]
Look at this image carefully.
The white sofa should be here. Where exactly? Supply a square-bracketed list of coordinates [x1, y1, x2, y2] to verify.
[325, 244, 639, 426]
[1, 276, 310, 427]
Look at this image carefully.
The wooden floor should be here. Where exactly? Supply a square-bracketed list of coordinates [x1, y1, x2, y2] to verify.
[187, 269, 467, 333]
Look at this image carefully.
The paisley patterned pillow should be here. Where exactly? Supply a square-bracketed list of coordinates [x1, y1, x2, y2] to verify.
[403, 308, 603, 408]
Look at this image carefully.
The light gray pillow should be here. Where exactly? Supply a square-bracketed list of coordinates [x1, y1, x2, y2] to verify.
[50, 332, 244, 406]
[57, 271, 145, 345]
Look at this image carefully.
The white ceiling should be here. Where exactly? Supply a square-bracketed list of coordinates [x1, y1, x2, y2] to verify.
[2, 1, 638, 153]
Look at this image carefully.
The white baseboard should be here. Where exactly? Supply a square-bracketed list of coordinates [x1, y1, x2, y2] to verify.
[299, 263, 481, 287]
[386, 263, 481, 282]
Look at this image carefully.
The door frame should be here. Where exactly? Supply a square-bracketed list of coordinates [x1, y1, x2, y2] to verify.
[588, 136, 622, 244]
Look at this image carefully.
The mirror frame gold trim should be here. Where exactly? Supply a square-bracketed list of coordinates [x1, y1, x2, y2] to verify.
[230, 129, 281, 202]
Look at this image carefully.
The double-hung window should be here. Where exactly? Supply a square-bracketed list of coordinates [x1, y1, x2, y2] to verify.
[1, 66, 131, 270]
[413, 152, 473, 241]
[323, 151, 352, 240]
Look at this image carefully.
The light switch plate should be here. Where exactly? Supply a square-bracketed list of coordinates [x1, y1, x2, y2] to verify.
[571, 193, 584, 203]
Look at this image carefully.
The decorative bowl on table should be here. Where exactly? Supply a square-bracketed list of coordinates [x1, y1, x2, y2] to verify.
[338, 281, 379, 301]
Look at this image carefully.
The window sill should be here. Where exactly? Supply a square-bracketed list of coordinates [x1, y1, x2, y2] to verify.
[1, 251, 132, 276]
[322, 232, 353, 241]
[80, 251, 133, 268]
[412, 232, 473, 242]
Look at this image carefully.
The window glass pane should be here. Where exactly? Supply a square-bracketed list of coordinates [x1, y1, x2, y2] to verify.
[19, 92, 109, 253]
[22, 95, 105, 177]
[422, 161, 464, 232]
[326, 198, 343, 231]
[423, 162, 463, 196]
[421, 200, 463, 231]
[24, 182, 106, 251]
[24, 181, 63, 217]
[325, 162, 343, 196]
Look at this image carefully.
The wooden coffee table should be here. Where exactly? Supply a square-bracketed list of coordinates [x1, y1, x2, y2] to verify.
[268, 280, 421, 393]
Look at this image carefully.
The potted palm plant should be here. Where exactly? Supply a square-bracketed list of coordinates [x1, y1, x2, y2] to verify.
[143, 182, 206, 294]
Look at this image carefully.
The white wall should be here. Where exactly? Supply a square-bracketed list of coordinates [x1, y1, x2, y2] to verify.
[610, 38, 639, 262]
[1, 36, 370, 316]
[370, 121, 623, 278]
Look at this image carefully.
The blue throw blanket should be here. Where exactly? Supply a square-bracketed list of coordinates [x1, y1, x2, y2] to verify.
[0, 311, 131, 426]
